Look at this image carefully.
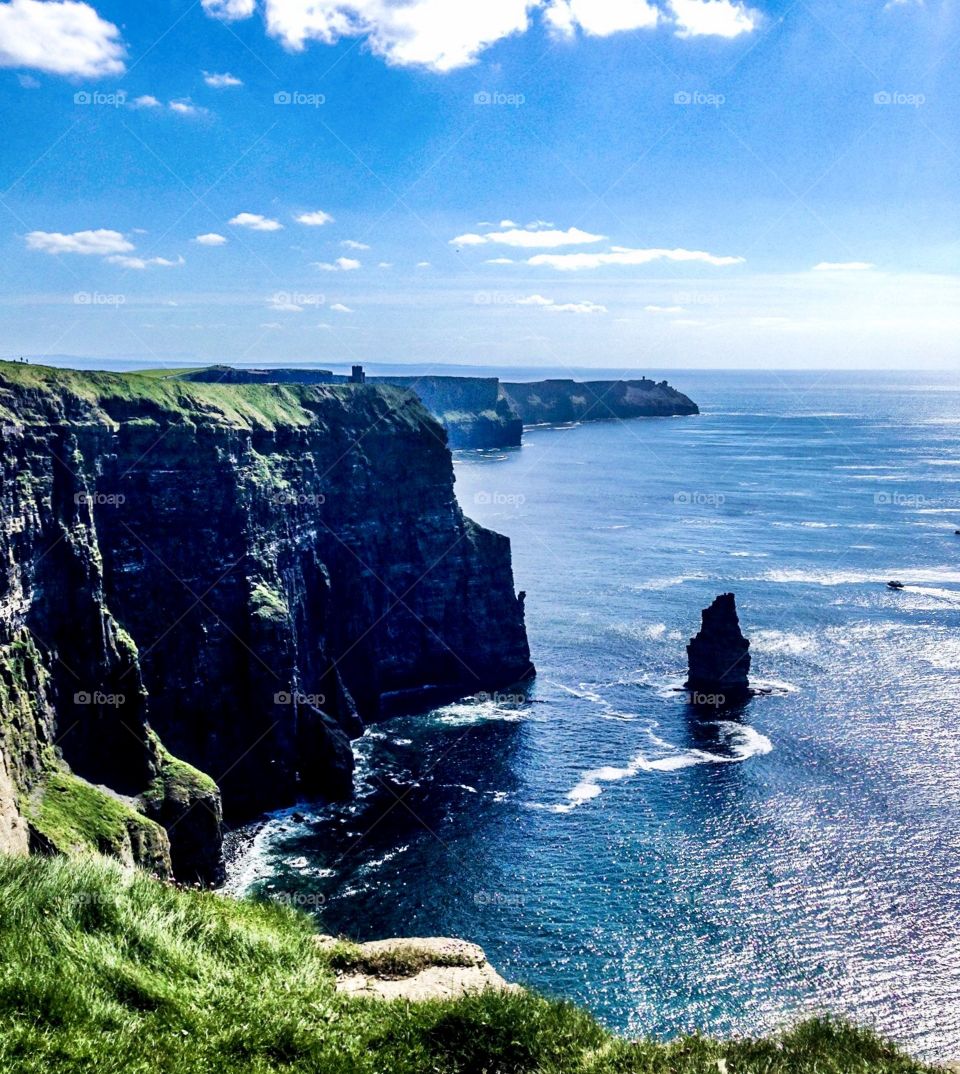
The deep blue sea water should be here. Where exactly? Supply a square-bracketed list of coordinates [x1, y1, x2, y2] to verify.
[226, 370, 960, 1061]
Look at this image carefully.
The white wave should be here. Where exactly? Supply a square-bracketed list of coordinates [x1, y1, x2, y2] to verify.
[758, 567, 960, 587]
[540, 721, 773, 814]
[751, 629, 817, 656]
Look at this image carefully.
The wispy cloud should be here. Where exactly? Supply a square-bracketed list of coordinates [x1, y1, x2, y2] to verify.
[295, 210, 334, 226]
[312, 257, 361, 271]
[453, 225, 606, 248]
[812, 261, 875, 272]
[203, 70, 243, 87]
[194, 233, 228, 246]
[230, 213, 284, 231]
[26, 229, 133, 256]
[528, 246, 745, 270]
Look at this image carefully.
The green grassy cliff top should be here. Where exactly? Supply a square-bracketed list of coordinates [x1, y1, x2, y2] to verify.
[0, 361, 423, 434]
[0, 854, 937, 1074]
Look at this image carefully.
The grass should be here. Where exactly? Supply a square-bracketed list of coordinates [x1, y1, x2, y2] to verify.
[0, 855, 940, 1074]
[0, 360, 399, 433]
[26, 772, 167, 867]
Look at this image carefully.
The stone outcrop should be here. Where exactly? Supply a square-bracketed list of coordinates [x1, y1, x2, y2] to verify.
[0, 362, 533, 884]
[686, 593, 751, 697]
[321, 936, 519, 1002]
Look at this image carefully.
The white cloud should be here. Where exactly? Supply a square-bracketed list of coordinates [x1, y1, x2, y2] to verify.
[296, 209, 334, 226]
[341, 239, 370, 249]
[169, 98, 206, 116]
[203, 70, 243, 87]
[499, 218, 518, 228]
[17, 72, 39, 87]
[545, 0, 659, 37]
[416, 261, 431, 267]
[106, 254, 185, 270]
[548, 300, 607, 313]
[259, 0, 537, 72]
[200, 0, 756, 73]
[511, 294, 607, 314]
[202, 0, 255, 18]
[528, 245, 745, 270]
[194, 233, 228, 246]
[0, 0, 125, 78]
[377, 261, 393, 268]
[669, 0, 758, 38]
[645, 304, 686, 313]
[330, 302, 352, 313]
[132, 94, 161, 108]
[26, 228, 133, 256]
[312, 257, 361, 271]
[452, 225, 605, 248]
[812, 261, 875, 272]
[485, 257, 515, 264]
[230, 212, 283, 231]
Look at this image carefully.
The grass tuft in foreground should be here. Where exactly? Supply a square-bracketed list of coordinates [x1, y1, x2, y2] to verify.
[0, 855, 939, 1074]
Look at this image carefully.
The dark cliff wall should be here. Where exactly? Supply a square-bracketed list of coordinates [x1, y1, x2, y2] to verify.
[375, 377, 523, 449]
[0, 364, 532, 883]
[502, 379, 699, 424]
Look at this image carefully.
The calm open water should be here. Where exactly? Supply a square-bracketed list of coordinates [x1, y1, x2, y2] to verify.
[227, 370, 960, 1061]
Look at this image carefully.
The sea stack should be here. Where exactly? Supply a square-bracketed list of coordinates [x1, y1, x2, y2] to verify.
[686, 593, 751, 697]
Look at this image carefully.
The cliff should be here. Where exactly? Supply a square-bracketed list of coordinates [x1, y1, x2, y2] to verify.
[0, 363, 532, 883]
[174, 369, 699, 449]
[502, 378, 699, 424]
[375, 376, 523, 449]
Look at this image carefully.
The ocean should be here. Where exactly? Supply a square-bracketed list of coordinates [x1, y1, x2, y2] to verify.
[224, 369, 960, 1061]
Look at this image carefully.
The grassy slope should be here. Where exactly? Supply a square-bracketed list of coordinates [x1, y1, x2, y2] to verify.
[0, 856, 936, 1074]
[0, 361, 420, 433]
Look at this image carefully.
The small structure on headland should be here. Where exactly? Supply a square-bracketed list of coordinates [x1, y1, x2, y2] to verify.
[350, 364, 366, 384]
[686, 593, 751, 699]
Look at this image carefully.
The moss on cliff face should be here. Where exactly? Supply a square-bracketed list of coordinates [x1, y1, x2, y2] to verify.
[26, 770, 171, 877]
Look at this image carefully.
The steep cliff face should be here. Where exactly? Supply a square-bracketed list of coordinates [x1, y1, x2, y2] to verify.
[375, 377, 523, 449]
[0, 364, 532, 882]
[502, 379, 699, 424]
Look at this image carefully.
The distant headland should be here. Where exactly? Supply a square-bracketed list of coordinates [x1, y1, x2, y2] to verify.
[175, 366, 700, 449]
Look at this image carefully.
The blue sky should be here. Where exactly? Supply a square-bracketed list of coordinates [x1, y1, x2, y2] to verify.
[0, 0, 957, 370]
